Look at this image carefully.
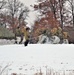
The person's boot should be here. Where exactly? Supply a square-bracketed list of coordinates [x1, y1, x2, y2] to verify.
[24, 41, 28, 46]
[15, 41, 17, 44]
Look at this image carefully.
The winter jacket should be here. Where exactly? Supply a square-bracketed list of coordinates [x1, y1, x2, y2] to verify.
[21, 27, 29, 40]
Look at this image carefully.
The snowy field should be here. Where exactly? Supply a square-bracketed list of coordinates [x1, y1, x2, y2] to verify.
[0, 44, 74, 75]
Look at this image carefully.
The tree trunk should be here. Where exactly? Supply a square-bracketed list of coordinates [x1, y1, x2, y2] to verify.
[73, 15, 74, 28]
[59, 0, 64, 43]
[50, 0, 57, 19]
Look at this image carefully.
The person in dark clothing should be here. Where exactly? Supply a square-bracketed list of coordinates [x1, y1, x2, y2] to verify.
[15, 26, 21, 44]
[24, 39, 29, 46]
[21, 27, 30, 46]
[24, 27, 30, 46]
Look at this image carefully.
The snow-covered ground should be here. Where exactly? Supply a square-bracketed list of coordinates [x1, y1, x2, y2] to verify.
[0, 39, 15, 45]
[0, 44, 74, 75]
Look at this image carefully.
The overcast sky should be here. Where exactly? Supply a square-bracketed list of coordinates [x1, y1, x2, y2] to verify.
[19, 0, 37, 28]
[20, 0, 36, 7]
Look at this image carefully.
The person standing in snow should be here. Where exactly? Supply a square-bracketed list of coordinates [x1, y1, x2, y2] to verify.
[15, 26, 21, 44]
[21, 27, 30, 46]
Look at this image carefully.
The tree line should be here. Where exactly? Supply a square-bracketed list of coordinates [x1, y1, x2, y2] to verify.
[0, 0, 29, 34]
[31, 0, 74, 43]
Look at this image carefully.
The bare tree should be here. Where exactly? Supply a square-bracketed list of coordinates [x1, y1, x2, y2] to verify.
[49, 0, 57, 19]
[0, 0, 7, 26]
[58, 0, 64, 29]
[64, 0, 74, 28]
[49, 0, 66, 29]
[6, 0, 23, 32]
[0, 0, 6, 10]
[6, 0, 29, 33]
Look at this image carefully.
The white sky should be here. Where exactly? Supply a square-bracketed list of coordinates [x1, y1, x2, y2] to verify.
[20, 0, 36, 7]
[19, 0, 37, 28]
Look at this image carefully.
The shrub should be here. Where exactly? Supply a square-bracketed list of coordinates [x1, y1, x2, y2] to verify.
[0, 25, 15, 39]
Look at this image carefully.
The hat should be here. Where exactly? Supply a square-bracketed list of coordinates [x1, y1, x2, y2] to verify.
[26, 27, 30, 30]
